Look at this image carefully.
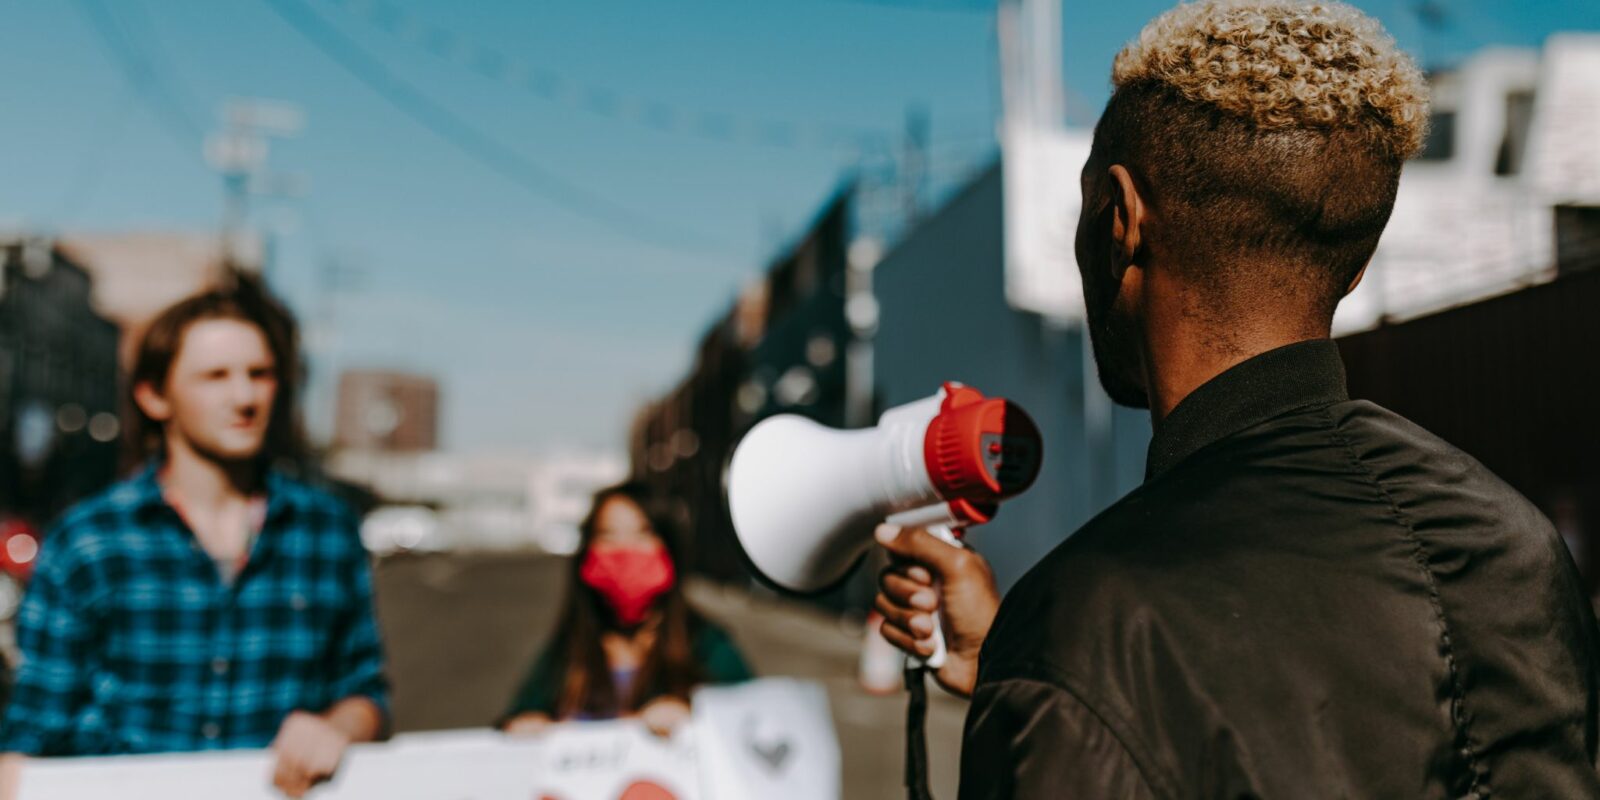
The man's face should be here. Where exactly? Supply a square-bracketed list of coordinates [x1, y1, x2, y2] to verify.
[144, 318, 278, 462]
[1075, 149, 1150, 409]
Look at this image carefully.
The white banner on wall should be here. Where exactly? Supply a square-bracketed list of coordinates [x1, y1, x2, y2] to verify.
[1526, 34, 1600, 205]
[19, 679, 839, 800]
[1002, 124, 1094, 324]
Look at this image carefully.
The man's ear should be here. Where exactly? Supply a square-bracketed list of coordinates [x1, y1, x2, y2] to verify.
[132, 380, 172, 424]
[1345, 260, 1371, 296]
[1107, 164, 1145, 281]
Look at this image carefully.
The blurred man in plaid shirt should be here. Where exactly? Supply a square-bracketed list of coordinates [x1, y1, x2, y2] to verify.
[0, 277, 388, 798]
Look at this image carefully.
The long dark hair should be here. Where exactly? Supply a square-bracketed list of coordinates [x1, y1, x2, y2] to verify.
[548, 483, 706, 719]
[124, 272, 304, 469]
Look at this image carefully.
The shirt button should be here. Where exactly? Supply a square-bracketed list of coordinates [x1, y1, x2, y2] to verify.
[291, 594, 309, 611]
[211, 657, 229, 676]
[201, 722, 221, 740]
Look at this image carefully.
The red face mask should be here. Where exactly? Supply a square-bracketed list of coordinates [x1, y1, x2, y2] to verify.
[580, 544, 676, 627]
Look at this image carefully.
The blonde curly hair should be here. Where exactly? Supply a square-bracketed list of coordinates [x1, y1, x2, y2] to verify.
[1112, 0, 1428, 159]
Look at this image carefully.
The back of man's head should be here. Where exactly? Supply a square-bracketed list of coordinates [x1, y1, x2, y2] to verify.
[1097, 0, 1429, 323]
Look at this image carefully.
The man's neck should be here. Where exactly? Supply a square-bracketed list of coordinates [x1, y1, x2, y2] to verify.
[1140, 291, 1330, 425]
[160, 435, 262, 512]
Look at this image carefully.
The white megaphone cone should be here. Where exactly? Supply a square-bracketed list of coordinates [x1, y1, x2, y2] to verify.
[727, 382, 1043, 596]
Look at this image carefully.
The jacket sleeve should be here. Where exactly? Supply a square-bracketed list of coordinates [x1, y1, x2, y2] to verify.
[960, 677, 1158, 800]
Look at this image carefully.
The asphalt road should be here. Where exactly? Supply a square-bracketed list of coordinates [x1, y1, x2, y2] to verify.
[374, 550, 968, 799]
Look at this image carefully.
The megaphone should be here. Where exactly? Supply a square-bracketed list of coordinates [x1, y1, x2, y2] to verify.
[727, 382, 1043, 596]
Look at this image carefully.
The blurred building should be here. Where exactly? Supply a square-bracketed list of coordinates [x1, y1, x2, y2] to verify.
[326, 449, 626, 554]
[0, 238, 122, 526]
[1335, 35, 1600, 333]
[335, 369, 440, 452]
[741, 191, 864, 429]
[55, 231, 258, 365]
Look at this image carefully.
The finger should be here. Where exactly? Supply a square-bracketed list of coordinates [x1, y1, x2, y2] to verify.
[880, 620, 937, 658]
[875, 593, 936, 639]
[274, 757, 309, 798]
[273, 768, 307, 798]
[878, 562, 934, 588]
[310, 765, 338, 788]
[306, 752, 341, 784]
[880, 572, 939, 610]
[875, 525, 965, 578]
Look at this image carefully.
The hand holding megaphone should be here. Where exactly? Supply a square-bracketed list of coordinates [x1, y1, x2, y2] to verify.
[873, 523, 1001, 698]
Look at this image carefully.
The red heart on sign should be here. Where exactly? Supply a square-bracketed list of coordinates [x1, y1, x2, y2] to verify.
[618, 779, 677, 800]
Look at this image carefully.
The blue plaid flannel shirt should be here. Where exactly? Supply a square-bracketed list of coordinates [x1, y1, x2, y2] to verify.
[0, 464, 389, 756]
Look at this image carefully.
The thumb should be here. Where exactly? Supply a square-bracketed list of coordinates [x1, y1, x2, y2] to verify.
[875, 524, 965, 579]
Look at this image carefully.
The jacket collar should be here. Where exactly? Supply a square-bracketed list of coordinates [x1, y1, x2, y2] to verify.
[1144, 338, 1349, 480]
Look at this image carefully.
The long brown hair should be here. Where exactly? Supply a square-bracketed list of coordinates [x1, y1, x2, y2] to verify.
[550, 483, 706, 719]
[125, 272, 305, 468]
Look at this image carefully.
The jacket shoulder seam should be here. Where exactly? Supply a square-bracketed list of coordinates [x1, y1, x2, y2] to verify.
[1318, 405, 1490, 793]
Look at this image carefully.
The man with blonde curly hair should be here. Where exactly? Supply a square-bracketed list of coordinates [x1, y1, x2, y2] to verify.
[874, 1, 1600, 796]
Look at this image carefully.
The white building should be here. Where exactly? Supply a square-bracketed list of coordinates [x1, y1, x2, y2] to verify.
[1335, 34, 1600, 334]
[997, 34, 1600, 334]
[328, 449, 626, 554]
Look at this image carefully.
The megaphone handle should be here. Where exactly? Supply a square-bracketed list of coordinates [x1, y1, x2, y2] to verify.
[910, 523, 963, 671]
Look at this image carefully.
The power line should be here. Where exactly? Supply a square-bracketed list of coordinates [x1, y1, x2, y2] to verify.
[262, 0, 735, 256]
[76, 0, 204, 149]
[823, 0, 995, 11]
[113, 0, 204, 116]
[317, 0, 890, 152]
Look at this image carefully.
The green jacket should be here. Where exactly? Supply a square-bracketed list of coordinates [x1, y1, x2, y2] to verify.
[502, 620, 752, 720]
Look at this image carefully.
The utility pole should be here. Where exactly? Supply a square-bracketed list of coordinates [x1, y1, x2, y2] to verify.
[998, 0, 1064, 131]
[901, 104, 930, 226]
[205, 98, 307, 275]
[998, 0, 1118, 507]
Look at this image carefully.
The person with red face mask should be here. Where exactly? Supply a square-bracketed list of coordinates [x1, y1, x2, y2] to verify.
[500, 484, 751, 737]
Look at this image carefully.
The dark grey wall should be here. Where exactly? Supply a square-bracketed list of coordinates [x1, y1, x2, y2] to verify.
[871, 162, 1150, 592]
[0, 245, 121, 525]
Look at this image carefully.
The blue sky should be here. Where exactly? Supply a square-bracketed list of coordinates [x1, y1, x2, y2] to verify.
[3, 0, 1596, 453]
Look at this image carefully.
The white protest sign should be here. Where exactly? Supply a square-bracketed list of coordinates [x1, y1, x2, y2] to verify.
[692, 679, 840, 800]
[20, 724, 699, 800]
[19, 678, 837, 800]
